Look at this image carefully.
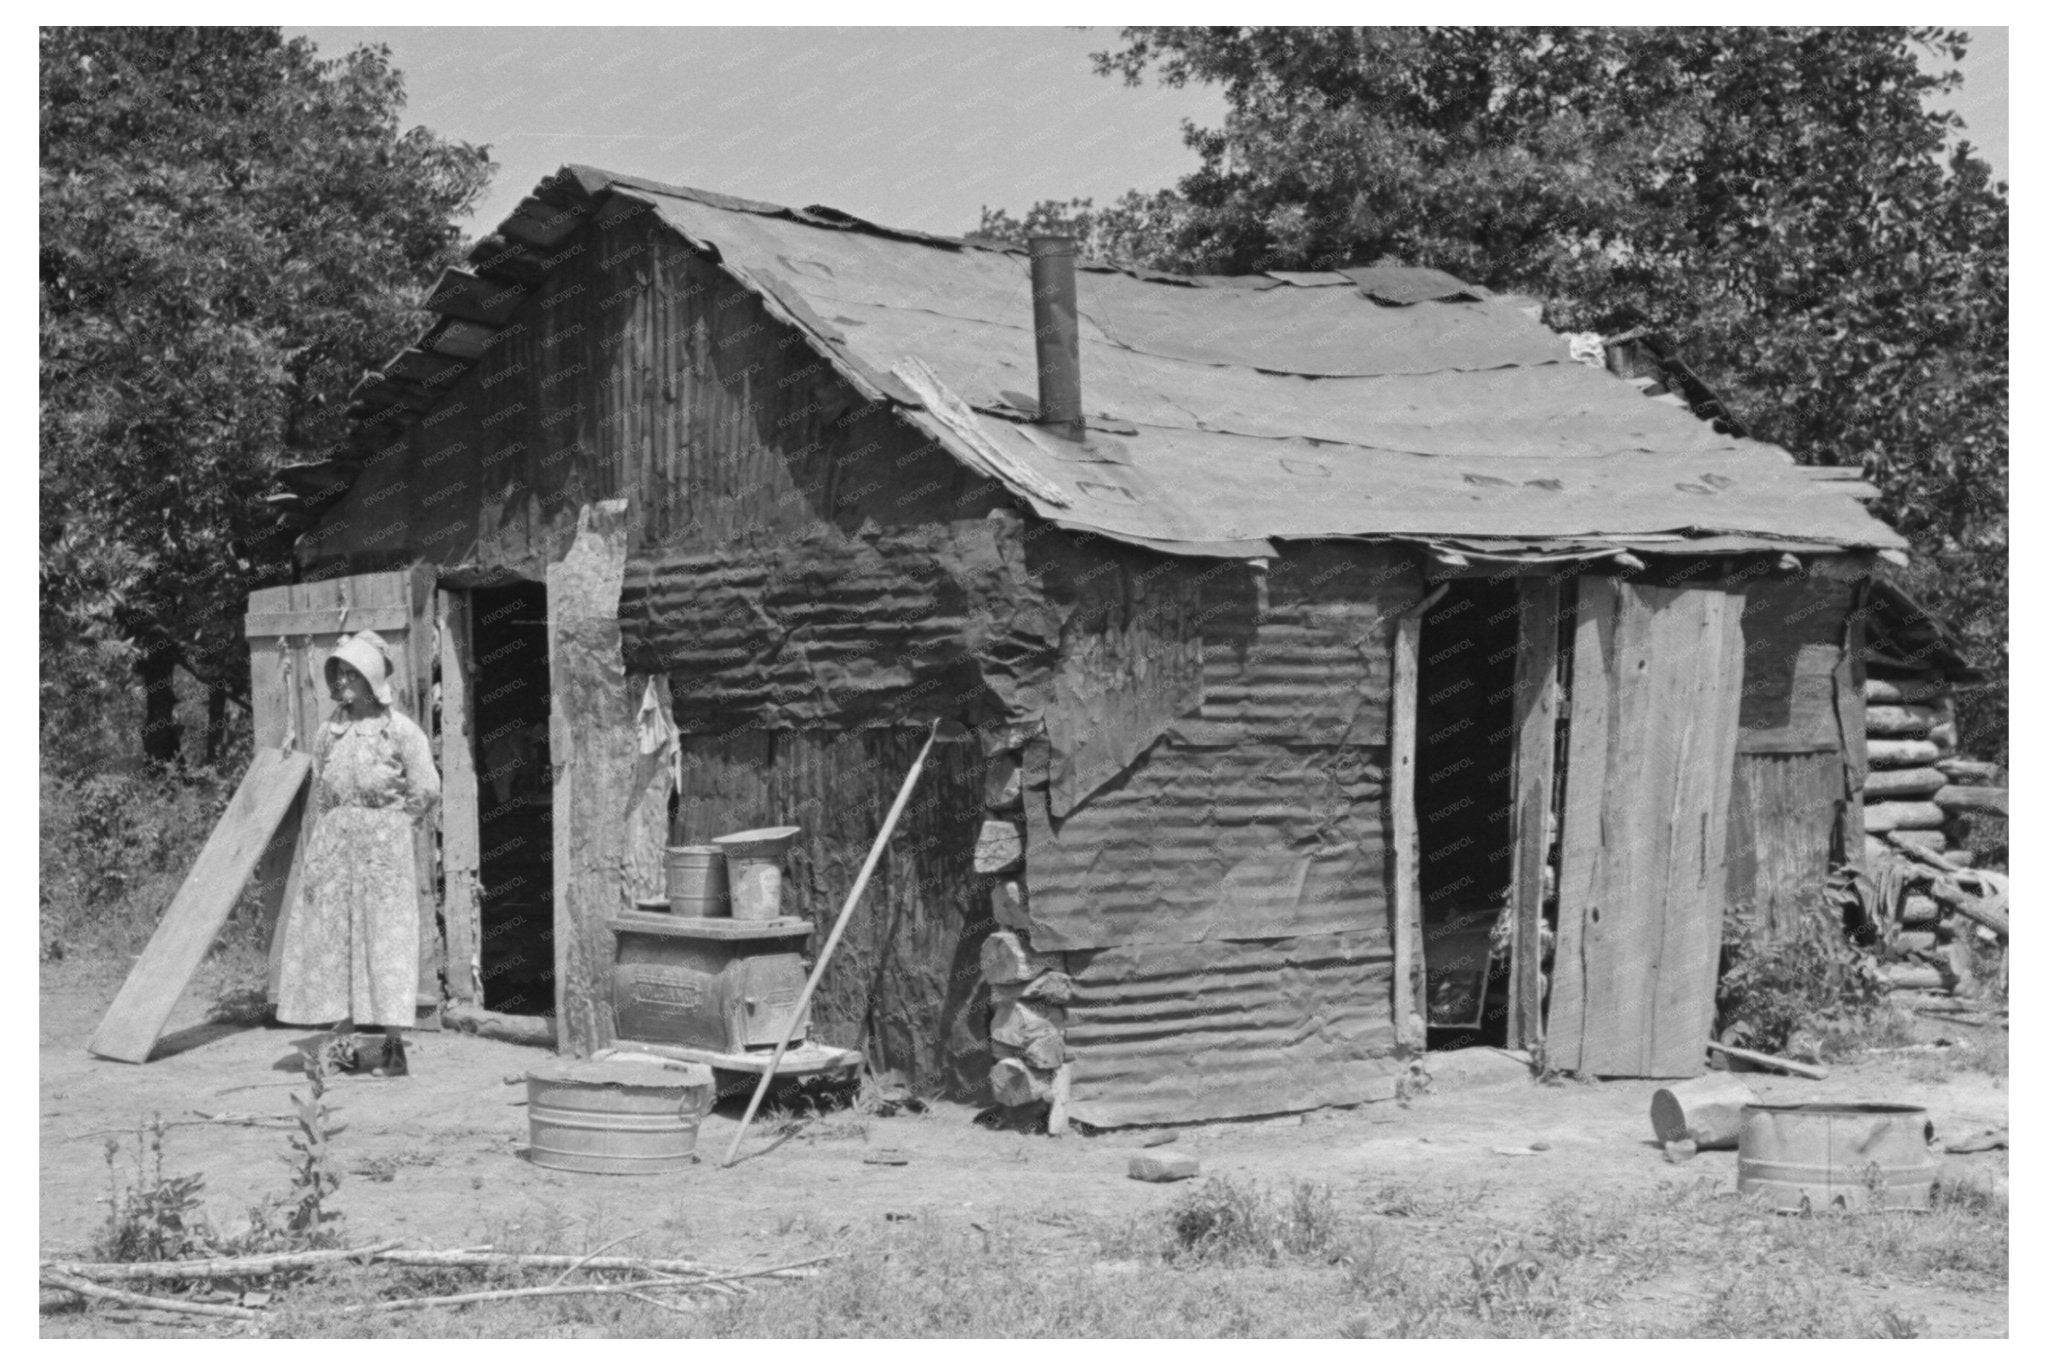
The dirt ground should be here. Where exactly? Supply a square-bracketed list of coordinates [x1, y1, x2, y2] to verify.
[41, 959, 2009, 1336]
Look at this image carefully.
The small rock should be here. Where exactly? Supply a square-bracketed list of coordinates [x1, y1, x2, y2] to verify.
[1140, 1129, 1179, 1148]
[1490, 1145, 1540, 1157]
[1530, 1141, 1551, 1152]
[1663, 1138, 1699, 1164]
[862, 1148, 911, 1166]
[1129, 1150, 1200, 1182]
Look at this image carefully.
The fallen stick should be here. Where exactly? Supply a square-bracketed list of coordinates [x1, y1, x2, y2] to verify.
[42, 1239, 404, 1283]
[373, 1248, 708, 1275]
[545, 1227, 653, 1288]
[40, 1269, 258, 1321]
[333, 1277, 691, 1315]
[723, 721, 944, 1168]
[1705, 1041, 1828, 1080]
[63, 1113, 297, 1143]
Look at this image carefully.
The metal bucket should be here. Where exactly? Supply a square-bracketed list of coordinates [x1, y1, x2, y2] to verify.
[665, 846, 728, 918]
[712, 826, 800, 920]
[526, 1059, 715, 1175]
[1737, 1103, 1938, 1213]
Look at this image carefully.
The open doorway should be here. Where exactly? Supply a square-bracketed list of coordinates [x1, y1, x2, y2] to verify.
[1415, 578, 1521, 1049]
[469, 582, 554, 1016]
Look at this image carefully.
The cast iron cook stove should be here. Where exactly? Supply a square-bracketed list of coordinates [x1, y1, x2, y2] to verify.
[601, 833, 861, 1091]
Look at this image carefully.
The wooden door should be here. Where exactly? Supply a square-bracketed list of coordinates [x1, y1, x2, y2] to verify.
[1547, 577, 1746, 1077]
[243, 567, 443, 1021]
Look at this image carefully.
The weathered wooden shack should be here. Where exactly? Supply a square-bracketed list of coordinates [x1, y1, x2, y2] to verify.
[256, 165, 1909, 1125]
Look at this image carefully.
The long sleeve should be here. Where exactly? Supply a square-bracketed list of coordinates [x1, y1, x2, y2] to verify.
[394, 714, 442, 822]
[306, 721, 337, 825]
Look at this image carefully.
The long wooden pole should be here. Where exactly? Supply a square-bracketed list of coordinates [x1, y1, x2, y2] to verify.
[721, 721, 943, 1167]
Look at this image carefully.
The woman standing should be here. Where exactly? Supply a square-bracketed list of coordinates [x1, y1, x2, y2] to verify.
[275, 630, 440, 1077]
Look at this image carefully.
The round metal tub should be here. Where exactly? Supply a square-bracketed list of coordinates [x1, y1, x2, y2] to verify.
[1737, 1103, 1938, 1213]
[526, 1059, 715, 1176]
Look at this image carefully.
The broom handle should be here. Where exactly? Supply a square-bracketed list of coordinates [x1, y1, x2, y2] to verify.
[721, 720, 943, 1167]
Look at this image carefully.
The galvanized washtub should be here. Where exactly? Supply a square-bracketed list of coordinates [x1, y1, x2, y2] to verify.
[526, 1059, 715, 1175]
[1737, 1103, 1938, 1213]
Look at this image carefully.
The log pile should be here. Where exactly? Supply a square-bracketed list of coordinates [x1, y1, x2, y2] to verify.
[1858, 676, 2007, 996]
[975, 726, 1074, 1134]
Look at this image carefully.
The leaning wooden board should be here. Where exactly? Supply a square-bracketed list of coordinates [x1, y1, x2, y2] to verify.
[88, 749, 312, 1063]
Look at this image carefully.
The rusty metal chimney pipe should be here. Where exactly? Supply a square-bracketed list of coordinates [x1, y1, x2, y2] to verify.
[1029, 236, 1084, 441]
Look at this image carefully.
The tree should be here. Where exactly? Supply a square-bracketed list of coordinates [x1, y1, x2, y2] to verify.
[40, 27, 492, 765]
[983, 27, 2008, 757]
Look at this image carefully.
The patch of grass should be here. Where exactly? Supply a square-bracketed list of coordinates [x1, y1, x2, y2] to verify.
[1162, 1176, 1348, 1266]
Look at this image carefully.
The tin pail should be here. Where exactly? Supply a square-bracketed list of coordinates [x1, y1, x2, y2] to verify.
[1737, 1102, 1938, 1213]
[665, 846, 728, 918]
[712, 826, 801, 920]
[526, 1059, 715, 1175]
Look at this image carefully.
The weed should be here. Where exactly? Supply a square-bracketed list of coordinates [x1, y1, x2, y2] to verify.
[90, 1050, 348, 1274]
[269, 1047, 345, 1244]
[1463, 1233, 1557, 1322]
[1164, 1176, 1347, 1266]
[95, 1117, 217, 1262]
[1717, 888, 1888, 1056]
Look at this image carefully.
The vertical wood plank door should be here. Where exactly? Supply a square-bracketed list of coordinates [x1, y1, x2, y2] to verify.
[243, 567, 445, 1017]
[1548, 578, 1746, 1077]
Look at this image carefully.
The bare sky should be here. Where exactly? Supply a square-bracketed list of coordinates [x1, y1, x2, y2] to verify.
[292, 26, 2009, 240]
[291, 27, 1224, 237]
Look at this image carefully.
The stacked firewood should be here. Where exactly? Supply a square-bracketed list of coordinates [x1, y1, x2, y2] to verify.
[1859, 676, 2008, 994]
[973, 734, 1074, 1134]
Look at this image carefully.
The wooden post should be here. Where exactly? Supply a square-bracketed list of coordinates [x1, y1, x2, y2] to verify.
[437, 589, 483, 1006]
[408, 563, 442, 1030]
[548, 500, 636, 1057]
[1507, 580, 1561, 1052]
[1390, 583, 1446, 1051]
[1834, 585, 1869, 858]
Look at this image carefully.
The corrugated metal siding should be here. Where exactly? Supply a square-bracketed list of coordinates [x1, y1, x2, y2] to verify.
[673, 727, 994, 1100]
[1025, 740, 1392, 952]
[1038, 537, 1207, 816]
[1063, 934, 1403, 1126]
[1026, 546, 1417, 954]
[620, 517, 1059, 731]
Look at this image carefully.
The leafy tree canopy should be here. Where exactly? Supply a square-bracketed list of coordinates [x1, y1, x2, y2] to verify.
[981, 27, 2007, 754]
[40, 27, 491, 761]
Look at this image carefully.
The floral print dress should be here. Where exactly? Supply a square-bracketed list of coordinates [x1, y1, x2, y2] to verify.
[275, 710, 441, 1027]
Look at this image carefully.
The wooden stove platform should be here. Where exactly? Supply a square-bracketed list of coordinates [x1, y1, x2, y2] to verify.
[598, 1038, 862, 1077]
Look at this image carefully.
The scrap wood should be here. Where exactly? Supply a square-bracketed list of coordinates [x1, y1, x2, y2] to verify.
[1705, 1040, 1828, 1079]
[1883, 834, 2010, 937]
